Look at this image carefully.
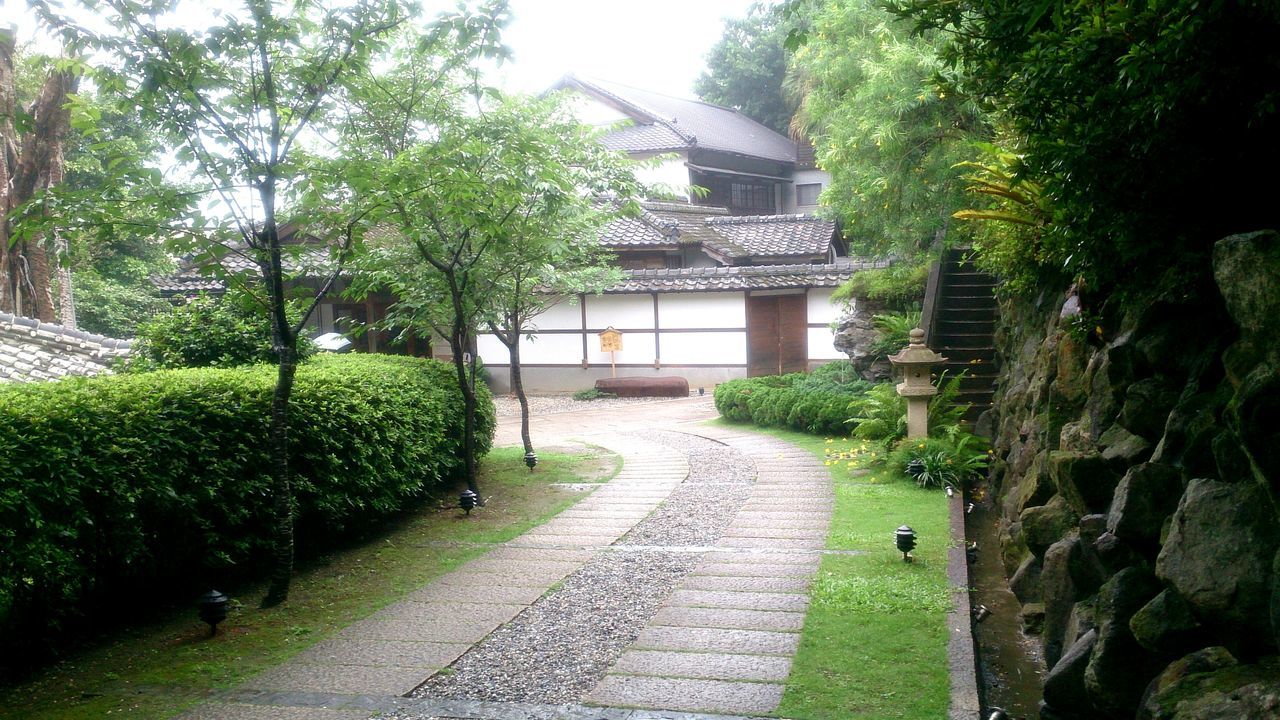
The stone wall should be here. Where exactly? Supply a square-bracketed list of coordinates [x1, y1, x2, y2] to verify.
[984, 231, 1280, 719]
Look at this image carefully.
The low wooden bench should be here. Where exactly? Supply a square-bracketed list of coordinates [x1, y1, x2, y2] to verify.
[595, 376, 689, 398]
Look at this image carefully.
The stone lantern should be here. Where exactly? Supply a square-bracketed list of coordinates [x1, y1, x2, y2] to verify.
[888, 328, 947, 439]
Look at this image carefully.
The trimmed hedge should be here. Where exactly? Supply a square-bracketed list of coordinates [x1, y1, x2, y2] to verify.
[0, 354, 493, 661]
[714, 361, 873, 435]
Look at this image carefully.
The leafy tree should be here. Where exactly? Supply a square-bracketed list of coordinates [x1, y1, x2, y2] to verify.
[788, 0, 987, 256]
[694, 4, 798, 134]
[347, 92, 630, 498]
[889, 0, 1280, 297]
[36, 0, 417, 606]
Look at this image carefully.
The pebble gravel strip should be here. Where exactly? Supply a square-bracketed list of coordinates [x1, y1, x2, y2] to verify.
[401, 432, 756, 710]
[491, 394, 686, 419]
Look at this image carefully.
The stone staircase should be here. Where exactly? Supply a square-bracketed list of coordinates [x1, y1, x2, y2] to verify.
[925, 248, 999, 422]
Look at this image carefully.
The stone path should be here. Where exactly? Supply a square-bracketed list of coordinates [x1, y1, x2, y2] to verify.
[178, 397, 837, 720]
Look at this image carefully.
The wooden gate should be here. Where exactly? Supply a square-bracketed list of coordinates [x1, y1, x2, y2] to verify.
[747, 293, 808, 376]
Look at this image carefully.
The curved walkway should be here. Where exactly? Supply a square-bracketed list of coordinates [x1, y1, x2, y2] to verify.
[179, 397, 835, 720]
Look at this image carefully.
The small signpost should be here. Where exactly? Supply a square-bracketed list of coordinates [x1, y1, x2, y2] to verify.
[598, 326, 623, 378]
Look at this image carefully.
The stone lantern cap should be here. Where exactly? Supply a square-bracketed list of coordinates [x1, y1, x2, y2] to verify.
[889, 328, 948, 398]
[888, 328, 948, 367]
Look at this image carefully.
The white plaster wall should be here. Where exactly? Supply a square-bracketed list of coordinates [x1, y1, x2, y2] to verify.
[565, 94, 631, 128]
[807, 288, 840, 325]
[587, 331, 656, 366]
[660, 331, 748, 365]
[793, 169, 831, 215]
[528, 299, 582, 331]
[475, 333, 509, 365]
[516, 332, 585, 365]
[808, 326, 845, 360]
[658, 292, 746, 329]
[585, 294, 655, 330]
[635, 153, 692, 199]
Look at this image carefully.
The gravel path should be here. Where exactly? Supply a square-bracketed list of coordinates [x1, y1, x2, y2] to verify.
[401, 432, 755, 708]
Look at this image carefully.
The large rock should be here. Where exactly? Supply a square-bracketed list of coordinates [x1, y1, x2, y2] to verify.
[1130, 589, 1204, 657]
[1043, 629, 1098, 714]
[1004, 450, 1054, 518]
[1120, 377, 1180, 441]
[1041, 535, 1080, 667]
[1140, 648, 1280, 720]
[1107, 462, 1184, 553]
[1230, 361, 1280, 494]
[1213, 230, 1280, 342]
[1022, 494, 1080, 558]
[1138, 646, 1239, 720]
[1084, 567, 1164, 718]
[1051, 450, 1118, 516]
[1053, 333, 1092, 403]
[1010, 554, 1043, 604]
[1099, 424, 1153, 471]
[1156, 478, 1280, 656]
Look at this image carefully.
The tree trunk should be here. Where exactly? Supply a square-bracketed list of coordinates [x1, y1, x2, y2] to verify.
[0, 29, 77, 321]
[445, 269, 481, 499]
[505, 332, 534, 458]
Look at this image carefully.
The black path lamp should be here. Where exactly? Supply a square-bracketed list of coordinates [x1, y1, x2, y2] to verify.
[198, 589, 229, 636]
[524, 450, 538, 470]
[460, 489, 478, 515]
[895, 525, 918, 563]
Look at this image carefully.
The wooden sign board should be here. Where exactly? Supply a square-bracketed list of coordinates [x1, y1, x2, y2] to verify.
[598, 326, 623, 353]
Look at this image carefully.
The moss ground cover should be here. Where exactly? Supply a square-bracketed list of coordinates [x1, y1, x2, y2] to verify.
[0, 446, 615, 720]
[708, 421, 952, 719]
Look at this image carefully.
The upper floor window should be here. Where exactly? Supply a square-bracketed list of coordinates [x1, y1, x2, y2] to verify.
[796, 183, 822, 207]
[730, 181, 774, 214]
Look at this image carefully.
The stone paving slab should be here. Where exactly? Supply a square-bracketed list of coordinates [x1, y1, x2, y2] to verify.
[428, 569, 566, 588]
[611, 650, 793, 683]
[481, 547, 599, 563]
[586, 676, 784, 714]
[175, 703, 372, 720]
[719, 526, 828, 539]
[724, 516, 829, 529]
[699, 550, 820, 565]
[292, 638, 471, 668]
[459, 559, 583, 578]
[717, 537, 826, 550]
[678, 575, 811, 594]
[506, 534, 617, 547]
[631, 626, 801, 655]
[692, 562, 815, 578]
[666, 589, 810, 612]
[405, 583, 549, 606]
[650, 607, 805, 632]
[241, 663, 429, 695]
[341, 614, 505, 644]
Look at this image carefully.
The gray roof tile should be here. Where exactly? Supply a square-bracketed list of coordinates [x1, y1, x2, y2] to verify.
[0, 313, 132, 383]
[608, 260, 887, 294]
[564, 76, 797, 163]
[704, 214, 837, 261]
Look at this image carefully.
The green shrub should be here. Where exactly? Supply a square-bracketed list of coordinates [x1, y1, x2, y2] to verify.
[0, 354, 493, 661]
[572, 387, 616, 401]
[869, 309, 923, 358]
[713, 362, 872, 435]
[832, 262, 928, 309]
[128, 293, 316, 371]
[888, 432, 990, 490]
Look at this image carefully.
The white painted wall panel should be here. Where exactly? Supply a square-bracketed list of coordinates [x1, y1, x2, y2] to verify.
[567, 94, 631, 127]
[529, 299, 582, 331]
[660, 331, 747, 365]
[634, 154, 693, 197]
[658, 292, 746, 329]
[808, 327, 845, 360]
[808, 288, 840, 325]
[516, 332, 585, 365]
[585, 294, 655, 330]
[587, 331, 655, 366]
[476, 333, 508, 364]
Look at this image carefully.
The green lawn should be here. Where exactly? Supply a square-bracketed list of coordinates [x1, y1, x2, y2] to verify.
[706, 421, 953, 720]
[0, 446, 616, 720]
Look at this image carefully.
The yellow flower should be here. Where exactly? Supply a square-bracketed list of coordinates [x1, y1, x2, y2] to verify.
[825, 438, 833, 443]
[918, 443, 925, 449]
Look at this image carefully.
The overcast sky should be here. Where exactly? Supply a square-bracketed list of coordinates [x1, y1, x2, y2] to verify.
[3, 0, 761, 99]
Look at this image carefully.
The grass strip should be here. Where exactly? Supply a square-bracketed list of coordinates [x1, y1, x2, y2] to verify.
[706, 420, 952, 719]
[0, 446, 614, 720]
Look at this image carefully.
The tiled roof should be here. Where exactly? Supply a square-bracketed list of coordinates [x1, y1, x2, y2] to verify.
[598, 201, 729, 249]
[153, 245, 333, 297]
[563, 76, 797, 164]
[704, 214, 837, 261]
[608, 260, 888, 294]
[0, 312, 132, 383]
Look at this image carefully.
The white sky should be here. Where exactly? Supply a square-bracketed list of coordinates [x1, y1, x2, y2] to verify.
[3, 0, 761, 99]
